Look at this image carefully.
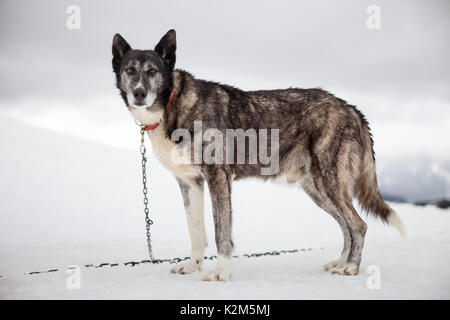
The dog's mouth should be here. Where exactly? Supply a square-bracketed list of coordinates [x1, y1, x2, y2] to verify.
[130, 104, 155, 111]
[130, 102, 149, 108]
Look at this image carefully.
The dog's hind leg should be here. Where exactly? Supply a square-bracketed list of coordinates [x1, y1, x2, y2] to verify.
[299, 174, 351, 272]
[318, 153, 367, 275]
[328, 193, 367, 276]
[171, 177, 207, 275]
[323, 143, 368, 275]
[321, 213, 351, 271]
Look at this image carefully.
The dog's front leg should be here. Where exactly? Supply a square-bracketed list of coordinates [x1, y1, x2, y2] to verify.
[171, 177, 207, 275]
[202, 168, 233, 281]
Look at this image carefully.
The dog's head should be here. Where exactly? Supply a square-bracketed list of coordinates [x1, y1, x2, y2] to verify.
[112, 30, 176, 124]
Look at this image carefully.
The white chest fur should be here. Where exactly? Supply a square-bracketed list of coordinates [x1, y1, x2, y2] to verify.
[148, 126, 199, 181]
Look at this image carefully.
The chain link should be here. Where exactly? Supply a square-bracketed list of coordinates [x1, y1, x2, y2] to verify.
[139, 127, 155, 262]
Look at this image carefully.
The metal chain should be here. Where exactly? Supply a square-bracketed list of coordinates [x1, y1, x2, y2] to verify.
[139, 127, 155, 262]
[0, 248, 323, 277]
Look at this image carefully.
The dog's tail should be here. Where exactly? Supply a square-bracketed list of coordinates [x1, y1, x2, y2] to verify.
[354, 118, 406, 237]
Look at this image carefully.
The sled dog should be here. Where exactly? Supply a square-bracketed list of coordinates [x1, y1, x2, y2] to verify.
[112, 29, 405, 281]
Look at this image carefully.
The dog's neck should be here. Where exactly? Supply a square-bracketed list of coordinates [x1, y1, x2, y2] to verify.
[163, 70, 198, 135]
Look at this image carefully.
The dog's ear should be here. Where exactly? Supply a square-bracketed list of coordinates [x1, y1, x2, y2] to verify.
[154, 29, 176, 70]
[112, 33, 131, 72]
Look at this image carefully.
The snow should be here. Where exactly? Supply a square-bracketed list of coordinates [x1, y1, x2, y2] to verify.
[0, 113, 449, 299]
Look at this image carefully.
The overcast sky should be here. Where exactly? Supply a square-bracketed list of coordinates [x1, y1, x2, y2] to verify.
[0, 0, 449, 160]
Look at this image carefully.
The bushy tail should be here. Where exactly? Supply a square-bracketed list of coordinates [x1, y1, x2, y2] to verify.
[354, 123, 406, 237]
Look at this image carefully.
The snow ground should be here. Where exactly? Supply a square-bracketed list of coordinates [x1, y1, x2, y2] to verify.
[0, 113, 449, 299]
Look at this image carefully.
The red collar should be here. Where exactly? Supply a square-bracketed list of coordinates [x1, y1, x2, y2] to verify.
[142, 87, 176, 131]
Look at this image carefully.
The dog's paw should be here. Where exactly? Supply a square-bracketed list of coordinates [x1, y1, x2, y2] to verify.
[329, 263, 359, 276]
[170, 260, 202, 275]
[202, 255, 231, 281]
[323, 260, 341, 271]
[202, 269, 231, 282]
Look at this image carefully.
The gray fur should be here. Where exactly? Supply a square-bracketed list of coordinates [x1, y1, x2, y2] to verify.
[204, 167, 234, 257]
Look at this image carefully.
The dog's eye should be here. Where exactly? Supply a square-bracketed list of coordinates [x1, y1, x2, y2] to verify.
[146, 68, 157, 76]
[126, 68, 136, 75]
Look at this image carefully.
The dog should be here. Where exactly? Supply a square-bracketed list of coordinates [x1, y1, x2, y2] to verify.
[112, 29, 405, 281]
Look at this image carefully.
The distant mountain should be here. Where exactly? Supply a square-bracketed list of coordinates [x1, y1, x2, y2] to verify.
[377, 155, 450, 203]
[414, 199, 450, 209]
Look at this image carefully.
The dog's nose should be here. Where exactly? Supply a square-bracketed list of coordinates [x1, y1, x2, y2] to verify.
[133, 88, 147, 102]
